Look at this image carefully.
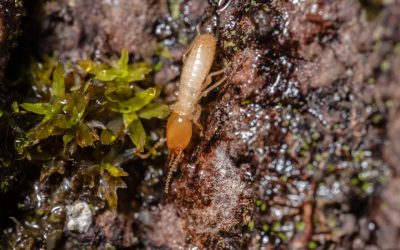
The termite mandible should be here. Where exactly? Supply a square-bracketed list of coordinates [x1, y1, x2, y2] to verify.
[164, 32, 227, 193]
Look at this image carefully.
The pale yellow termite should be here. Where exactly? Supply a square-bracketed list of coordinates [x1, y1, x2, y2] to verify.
[165, 33, 227, 193]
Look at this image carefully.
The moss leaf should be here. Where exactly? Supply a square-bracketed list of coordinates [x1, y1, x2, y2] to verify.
[20, 103, 54, 122]
[125, 63, 152, 82]
[79, 60, 107, 75]
[101, 162, 128, 177]
[138, 103, 170, 119]
[76, 122, 98, 147]
[100, 129, 117, 145]
[52, 114, 73, 129]
[95, 68, 126, 82]
[109, 87, 157, 114]
[97, 174, 127, 209]
[52, 63, 65, 99]
[67, 93, 90, 125]
[126, 87, 157, 110]
[27, 121, 55, 140]
[128, 119, 146, 152]
[123, 112, 138, 128]
[118, 49, 129, 69]
[63, 131, 75, 145]
[84, 49, 151, 83]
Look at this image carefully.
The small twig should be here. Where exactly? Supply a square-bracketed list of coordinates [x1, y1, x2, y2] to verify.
[292, 181, 317, 249]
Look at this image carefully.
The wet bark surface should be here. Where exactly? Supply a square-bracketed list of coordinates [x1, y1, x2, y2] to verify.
[1, 0, 400, 249]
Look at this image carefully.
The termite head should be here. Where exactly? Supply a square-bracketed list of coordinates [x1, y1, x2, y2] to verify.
[165, 111, 192, 193]
[166, 111, 192, 152]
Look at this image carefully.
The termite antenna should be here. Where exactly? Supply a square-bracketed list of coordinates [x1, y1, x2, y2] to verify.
[167, 151, 175, 167]
[153, 138, 166, 149]
[134, 138, 166, 159]
[196, 24, 201, 35]
[164, 150, 183, 194]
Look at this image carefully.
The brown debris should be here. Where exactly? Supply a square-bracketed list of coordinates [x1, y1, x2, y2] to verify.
[96, 210, 137, 248]
[289, 0, 379, 92]
[144, 144, 252, 248]
[39, 0, 168, 61]
[373, 178, 400, 249]
[141, 204, 187, 248]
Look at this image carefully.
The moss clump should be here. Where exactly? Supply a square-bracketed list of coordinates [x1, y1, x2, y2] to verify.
[15, 49, 169, 208]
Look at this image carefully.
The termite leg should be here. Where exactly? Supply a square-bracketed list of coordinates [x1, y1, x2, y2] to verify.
[135, 150, 151, 159]
[193, 104, 204, 136]
[200, 75, 227, 98]
[164, 150, 184, 194]
[201, 68, 226, 91]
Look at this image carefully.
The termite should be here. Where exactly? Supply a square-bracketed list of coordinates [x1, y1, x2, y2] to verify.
[164, 32, 227, 193]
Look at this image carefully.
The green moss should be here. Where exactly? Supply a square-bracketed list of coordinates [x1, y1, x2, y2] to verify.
[168, 0, 183, 20]
[15, 49, 170, 209]
[155, 43, 172, 59]
[361, 182, 372, 192]
[351, 177, 359, 185]
[327, 163, 336, 173]
[315, 153, 323, 162]
[261, 224, 269, 232]
[241, 99, 252, 106]
[394, 43, 400, 55]
[311, 132, 320, 141]
[380, 60, 391, 73]
[353, 150, 365, 162]
[295, 220, 305, 232]
[367, 77, 375, 85]
[0, 181, 9, 193]
[271, 221, 281, 232]
[308, 241, 317, 250]
[260, 203, 267, 212]
[342, 145, 351, 153]
[248, 220, 255, 230]
[371, 113, 383, 125]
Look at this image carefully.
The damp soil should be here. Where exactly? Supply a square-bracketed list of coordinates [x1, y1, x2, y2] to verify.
[1, 0, 400, 249]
